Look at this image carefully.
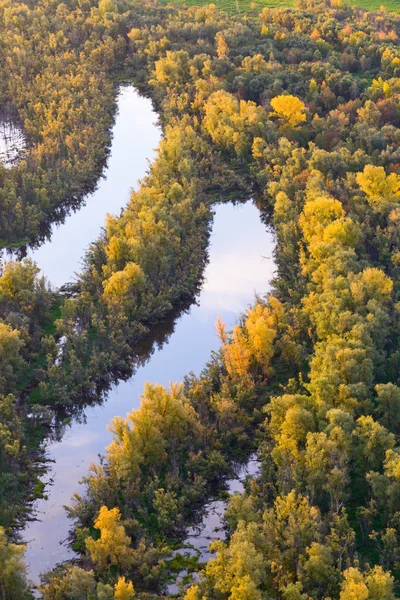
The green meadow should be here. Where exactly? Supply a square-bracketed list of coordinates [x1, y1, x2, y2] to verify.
[164, 0, 400, 14]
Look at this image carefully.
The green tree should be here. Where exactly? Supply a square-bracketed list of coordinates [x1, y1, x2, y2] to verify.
[0, 527, 31, 600]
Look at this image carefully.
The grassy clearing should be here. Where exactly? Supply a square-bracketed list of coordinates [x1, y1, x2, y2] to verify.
[164, 0, 400, 14]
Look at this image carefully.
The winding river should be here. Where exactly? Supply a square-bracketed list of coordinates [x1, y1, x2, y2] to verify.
[22, 87, 275, 587]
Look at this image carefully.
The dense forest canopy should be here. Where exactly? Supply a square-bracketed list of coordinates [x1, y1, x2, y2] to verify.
[3, 0, 400, 598]
[0, 0, 125, 247]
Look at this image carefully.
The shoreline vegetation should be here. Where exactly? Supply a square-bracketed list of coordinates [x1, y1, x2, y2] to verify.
[3, 0, 400, 598]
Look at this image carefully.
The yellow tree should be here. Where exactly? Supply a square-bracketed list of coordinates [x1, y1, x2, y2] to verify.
[217, 300, 281, 378]
[102, 262, 145, 306]
[0, 527, 30, 599]
[114, 577, 135, 600]
[356, 165, 400, 208]
[216, 33, 228, 58]
[270, 95, 306, 127]
[184, 585, 203, 600]
[339, 566, 397, 600]
[203, 90, 268, 156]
[86, 506, 134, 571]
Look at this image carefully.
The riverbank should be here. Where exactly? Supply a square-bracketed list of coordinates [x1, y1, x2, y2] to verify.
[24, 200, 274, 585]
[20, 81, 274, 584]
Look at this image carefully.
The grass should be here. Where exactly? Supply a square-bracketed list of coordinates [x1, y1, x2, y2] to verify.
[164, 0, 400, 14]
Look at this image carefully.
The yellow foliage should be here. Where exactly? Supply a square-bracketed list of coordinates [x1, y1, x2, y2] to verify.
[216, 33, 228, 59]
[222, 325, 251, 377]
[203, 90, 268, 156]
[340, 568, 369, 600]
[103, 262, 144, 304]
[270, 95, 306, 127]
[309, 78, 319, 98]
[245, 302, 278, 368]
[152, 50, 190, 86]
[184, 585, 203, 600]
[128, 28, 142, 42]
[98, 0, 117, 14]
[216, 315, 228, 344]
[356, 165, 400, 207]
[340, 566, 395, 600]
[219, 300, 281, 377]
[0, 323, 24, 359]
[252, 137, 266, 159]
[322, 218, 360, 249]
[384, 449, 400, 480]
[85, 506, 133, 570]
[114, 577, 135, 600]
[106, 382, 198, 479]
[230, 575, 262, 600]
[299, 197, 344, 245]
[241, 54, 269, 72]
[0, 259, 44, 316]
[0, 528, 29, 598]
[350, 268, 393, 304]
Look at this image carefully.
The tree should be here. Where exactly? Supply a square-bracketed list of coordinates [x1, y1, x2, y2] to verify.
[263, 491, 321, 589]
[114, 577, 135, 600]
[86, 507, 134, 572]
[184, 586, 203, 600]
[339, 568, 369, 600]
[281, 582, 308, 600]
[216, 33, 228, 58]
[230, 575, 262, 600]
[375, 383, 400, 432]
[218, 300, 281, 378]
[354, 415, 395, 471]
[106, 382, 199, 480]
[340, 566, 398, 600]
[270, 95, 306, 127]
[0, 323, 24, 395]
[98, 0, 117, 15]
[299, 196, 345, 246]
[356, 166, 400, 209]
[102, 262, 145, 306]
[205, 521, 267, 597]
[203, 90, 268, 156]
[0, 527, 31, 600]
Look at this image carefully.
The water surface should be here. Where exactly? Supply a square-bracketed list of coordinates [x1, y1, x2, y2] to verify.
[22, 87, 275, 586]
[24, 201, 274, 583]
[0, 118, 25, 168]
[29, 87, 160, 287]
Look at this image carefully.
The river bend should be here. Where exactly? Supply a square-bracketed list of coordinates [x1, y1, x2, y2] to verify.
[22, 86, 275, 586]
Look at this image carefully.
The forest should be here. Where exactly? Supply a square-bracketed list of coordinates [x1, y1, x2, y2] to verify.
[2, 0, 400, 598]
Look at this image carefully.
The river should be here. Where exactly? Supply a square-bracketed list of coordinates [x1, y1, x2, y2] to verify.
[28, 87, 161, 287]
[0, 115, 25, 168]
[22, 86, 275, 588]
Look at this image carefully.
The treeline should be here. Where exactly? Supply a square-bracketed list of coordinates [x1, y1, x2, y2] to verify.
[0, 0, 127, 247]
[0, 259, 55, 530]
[4, 0, 400, 597]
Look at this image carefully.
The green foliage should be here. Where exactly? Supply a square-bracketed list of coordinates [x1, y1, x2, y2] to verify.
[6, 0, 400, 598]
[0, 0, 124, 247]
[0, 527, 31, 600]
[160, 0, 400, 15]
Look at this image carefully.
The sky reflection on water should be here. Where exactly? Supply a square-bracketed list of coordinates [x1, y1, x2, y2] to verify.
[23, 87, 275, 586]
